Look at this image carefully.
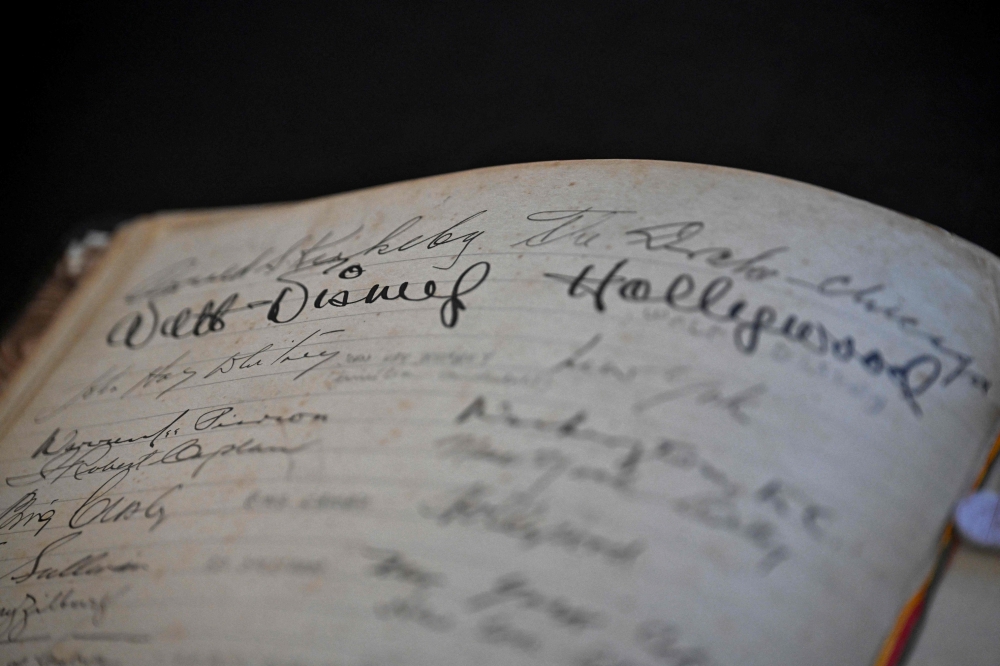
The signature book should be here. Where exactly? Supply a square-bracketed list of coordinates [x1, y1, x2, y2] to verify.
[1, 160, 998, 665]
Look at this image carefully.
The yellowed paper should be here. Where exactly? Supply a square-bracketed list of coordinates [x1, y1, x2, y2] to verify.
[908, 462, 1000, 666]
[1, 160, 998, 666]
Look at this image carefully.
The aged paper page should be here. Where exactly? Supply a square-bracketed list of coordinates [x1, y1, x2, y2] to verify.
[1, 160, 998, 666]
[908, 462, 1000, 666]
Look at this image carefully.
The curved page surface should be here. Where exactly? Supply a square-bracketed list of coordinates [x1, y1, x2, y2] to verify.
[1, 160, 998, 666]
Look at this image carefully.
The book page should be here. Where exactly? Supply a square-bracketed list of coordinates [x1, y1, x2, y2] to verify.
[908, 462, 1000, 666]
[1, 160, 998, 666]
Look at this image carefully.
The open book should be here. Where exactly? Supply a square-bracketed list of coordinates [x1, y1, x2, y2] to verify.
[1, 160, 998, 666]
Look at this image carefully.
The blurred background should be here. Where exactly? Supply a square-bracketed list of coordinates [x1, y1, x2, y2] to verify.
[3, 1, 996, 329]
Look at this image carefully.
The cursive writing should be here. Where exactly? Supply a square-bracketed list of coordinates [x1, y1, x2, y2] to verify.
[6, 532, 147, 585]
[1, 491, 55, 537]
[786, 273, 989, 393]
[1, 586, 130, 645]
[513, 209, 633, 248]
[265, 261, 491, 329]
[106, 293, 243, 351]
[545, 259, 950, 416]
[625, 221, 787, 281]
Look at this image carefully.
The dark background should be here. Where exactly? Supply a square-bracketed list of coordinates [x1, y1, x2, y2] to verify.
[4, 2, 996, 330]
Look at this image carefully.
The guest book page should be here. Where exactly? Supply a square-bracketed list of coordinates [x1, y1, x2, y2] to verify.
[1, 160, 998, 666]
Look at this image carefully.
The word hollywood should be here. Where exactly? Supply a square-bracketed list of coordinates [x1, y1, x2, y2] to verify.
[545, 259, 954, 416]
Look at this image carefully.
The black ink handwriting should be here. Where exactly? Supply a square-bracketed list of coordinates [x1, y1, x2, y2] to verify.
[513, 209, 634, 248]
[7, 532, 147, 585]
[545, 259, 950, 416]
[625, 221, 787, 281]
